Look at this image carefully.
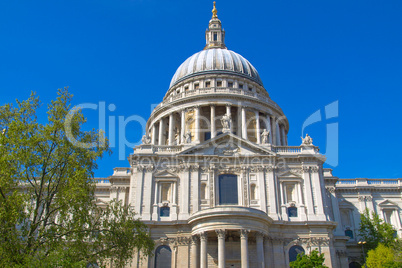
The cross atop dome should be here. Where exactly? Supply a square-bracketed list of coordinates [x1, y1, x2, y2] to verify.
[204, 2, 226, 50]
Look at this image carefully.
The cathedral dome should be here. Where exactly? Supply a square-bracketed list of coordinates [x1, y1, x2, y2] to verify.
[169, 48, 263, 88]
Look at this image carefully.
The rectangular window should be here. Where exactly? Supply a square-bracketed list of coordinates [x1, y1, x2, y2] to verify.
[384, 210, 393, 224]
[228, 82, 233, 88]
[194, 83, 199, 89]
[239, 83, 243, 89]
[161, 183, 171, 202]
[205, 81, 211, 87]
[249, 87, 253, 91]
[204, 132, 211, 141]
[218, 174, 238, 205]
[214, 33, 218, 41]
[217, 81, 222, 87]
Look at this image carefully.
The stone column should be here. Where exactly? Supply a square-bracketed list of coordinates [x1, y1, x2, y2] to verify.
[266, 166, 278, 220]
[169, 113, 174, 145]
[226, 104, 232, 132]
[311, 166, 325, 219]
[195, 106, 200, 143]
[255, 232, 265, 268]
[216, 229, 226, 268]
[240, 229, 249, 268]
[181, 109, 186, 144]
[191, 235, 199, 268]
[158, 118, 164, 145]
[266, 115, 272, 144]
[279, 181, 288, 221]
[151, 124, 157, 144]
[151, 181, 158, 220]
[255, 111, 260, 144]
[327, 186, 343, 235]
[302, 166, 315, 220]
[242, 106, 247, 140]
[280, 124, 286, 145]
[211, 105, 216, 139]
[275, 120, 281, 146]
[226, 104, 231, 115]
[200, 232, 208, 268]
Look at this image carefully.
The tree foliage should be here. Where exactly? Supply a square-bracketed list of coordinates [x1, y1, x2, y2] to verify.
[366, 243, 402, 268]
[359, 208, 396, 251]
[289, 249, 329, 268]
[0, 88, 154, 267]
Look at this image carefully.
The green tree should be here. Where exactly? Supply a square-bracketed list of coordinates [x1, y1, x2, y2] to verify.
[0, 88, 154, 267]
[289, 249, 329, 268]
[365, 243, 402, 268]
[359, 209, 396, 251]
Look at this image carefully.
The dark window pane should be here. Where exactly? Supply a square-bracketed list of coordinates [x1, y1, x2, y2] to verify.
[155, 246, 172, 268]
[160, 207, 170, 217]
[288, 207, 298, 217]
[205, 132, 211, 141]
[219, 174, 238, 205]
[289, 245, 304, 263]
[345, 230, 353, 239]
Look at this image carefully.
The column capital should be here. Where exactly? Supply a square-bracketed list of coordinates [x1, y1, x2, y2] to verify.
[199, 231, 208, 241]
[240, 229, 250, 239]
[215, 229, 226, 239]
[255, 231, 264, 240]
[191, 235, 199, 244]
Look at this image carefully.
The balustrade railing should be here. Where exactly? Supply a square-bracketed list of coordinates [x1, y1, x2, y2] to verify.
[336, 179, 400, 186]
[153, 86, 282, 114]
[275, 146, 301, 153]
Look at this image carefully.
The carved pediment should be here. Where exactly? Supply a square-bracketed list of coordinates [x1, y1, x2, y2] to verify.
[179, 133, 275, 156]
[379, 200, 399, 208]
[154, 170, 178, 178]
[338, 199, 355, 209]
[277, 169, 303, 178]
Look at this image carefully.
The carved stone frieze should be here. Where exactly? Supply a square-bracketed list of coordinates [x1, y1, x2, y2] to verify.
[176, 237, 191, 245]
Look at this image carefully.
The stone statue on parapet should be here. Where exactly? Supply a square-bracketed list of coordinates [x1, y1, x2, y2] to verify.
[221, 113, 232, 133]
[261, 129, 270, 144]
[183, 130, 192, 144]
[301, 134, 313, 145]
[142, 134, 151, 144]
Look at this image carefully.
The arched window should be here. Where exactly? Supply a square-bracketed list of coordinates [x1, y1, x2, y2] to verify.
[250, 184, 257, 200]
[155, 245, 172, 268]
[218, 174, 238, 205]
[345, 229, 354, 239]
[349, 262, 361, 268]
[289, 245, 305, 263]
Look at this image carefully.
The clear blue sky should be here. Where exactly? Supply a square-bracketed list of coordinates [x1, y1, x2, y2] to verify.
[1, 0, 401, 178]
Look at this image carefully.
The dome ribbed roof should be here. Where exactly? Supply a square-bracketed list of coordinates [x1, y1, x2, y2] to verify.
[169, 48, 263, 88]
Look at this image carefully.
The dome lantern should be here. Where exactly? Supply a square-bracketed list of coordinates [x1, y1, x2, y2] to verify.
[204, 2, 226, 50]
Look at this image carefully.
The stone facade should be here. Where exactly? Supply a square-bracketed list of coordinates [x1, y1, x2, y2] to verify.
[95, 4, 402, 268]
